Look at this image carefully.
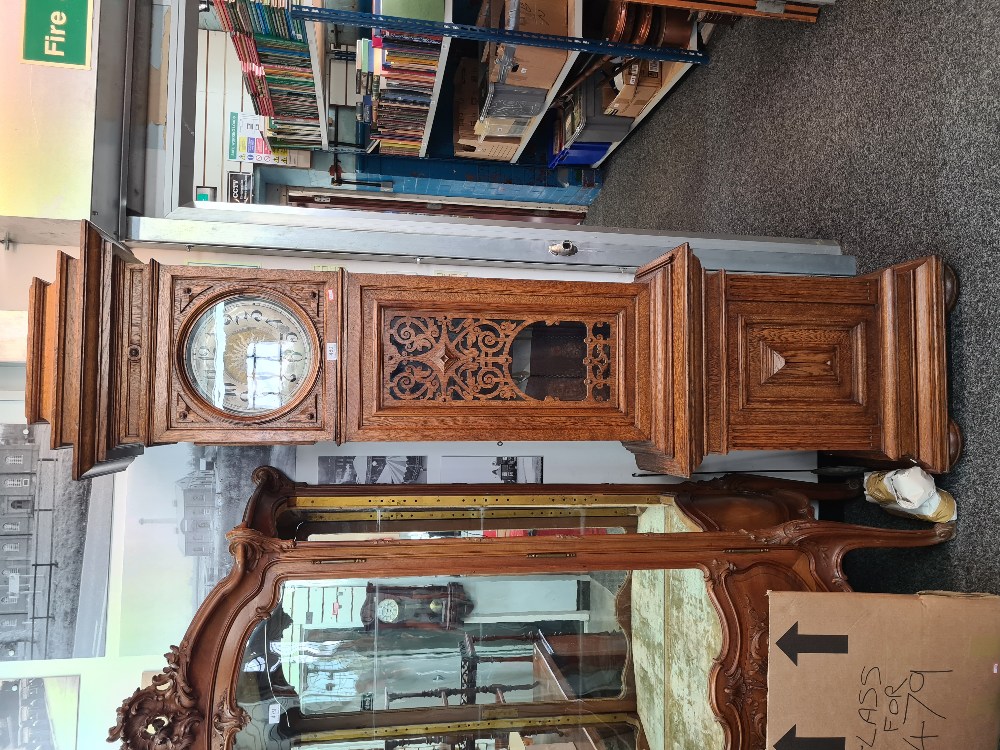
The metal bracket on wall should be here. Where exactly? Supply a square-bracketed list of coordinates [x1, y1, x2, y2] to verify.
[1, 232, 11, 252]
[290, 6, 708, 65]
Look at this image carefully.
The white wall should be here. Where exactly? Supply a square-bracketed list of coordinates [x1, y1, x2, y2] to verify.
[192, 29, 254, 201]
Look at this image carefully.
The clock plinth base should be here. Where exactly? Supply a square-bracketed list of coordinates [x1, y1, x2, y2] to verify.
[872, 255, 957, 474]
[623, 251, 958, 478]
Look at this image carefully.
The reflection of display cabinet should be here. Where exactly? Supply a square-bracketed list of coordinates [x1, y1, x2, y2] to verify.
[110, 468, 955, 750]
[28, 221, 959, 479]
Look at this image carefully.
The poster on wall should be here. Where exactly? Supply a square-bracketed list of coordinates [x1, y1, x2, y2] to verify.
[228, 112, 294, 165]
[0, 424, 112, 663]
[317, 456, 429, 485]
[440, 456, 543, 484]
[0, 675, 80, 749]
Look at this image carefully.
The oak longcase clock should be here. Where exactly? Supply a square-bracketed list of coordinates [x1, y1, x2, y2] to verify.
[27, 221, 960, 479]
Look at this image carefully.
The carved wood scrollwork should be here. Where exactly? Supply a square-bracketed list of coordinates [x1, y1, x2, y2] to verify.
[212, 692, 250, 748]
[382, 315, 616, 403]
[384, 316, 526, 402]
[108, 646, 203, 750]
[721, 594, 769, 749]
[226, 524, 295, 572]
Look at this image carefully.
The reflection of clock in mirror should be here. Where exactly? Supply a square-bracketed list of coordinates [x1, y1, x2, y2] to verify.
[375, 597, 400, 624]
[183, 295, 316, 416]
[361, 583, 474, 631]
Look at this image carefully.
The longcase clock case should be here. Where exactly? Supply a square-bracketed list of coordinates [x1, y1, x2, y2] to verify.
[26, 221, 960, 479]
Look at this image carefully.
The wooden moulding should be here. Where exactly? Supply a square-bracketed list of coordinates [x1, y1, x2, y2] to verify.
[343, 271, 652, 444]
[24, 222, 147, 479]
[642, 0, 820, 23]
[624, 243, 705, 476]
[149, 264, 340, 446]
[109, 470, 955, 750]
[873, 255, 959, 474]
[24, 276, 51, 427]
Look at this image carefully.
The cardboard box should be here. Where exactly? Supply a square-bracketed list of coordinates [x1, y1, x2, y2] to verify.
[455, 136, 520, 161]
[454, 58, 481, 142]
[474, 116, 531, 139]
[768, 591, 1000, 750]
[605, 61, 665, 116]
[486, 0, 568, 91]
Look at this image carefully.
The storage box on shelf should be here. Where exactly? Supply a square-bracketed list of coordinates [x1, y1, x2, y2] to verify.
[214, 0, 327, 150]
[550, 75, 633, 168]
[477, 0, 581, 163]
[453, 57, 520, 162]
[593, 22, 709, 167]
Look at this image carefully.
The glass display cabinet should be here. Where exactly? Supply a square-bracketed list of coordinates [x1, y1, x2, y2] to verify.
[109, 468, 954, 750]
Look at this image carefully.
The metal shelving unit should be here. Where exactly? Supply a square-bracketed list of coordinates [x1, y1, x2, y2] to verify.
[508, 0, 584, 163]
[304, 4, 330, 150]
[593, 24, 713, 167]
[418, 0, 455, 157]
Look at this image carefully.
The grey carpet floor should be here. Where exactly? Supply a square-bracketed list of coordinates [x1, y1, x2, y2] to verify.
[586, 0, 1000, 595]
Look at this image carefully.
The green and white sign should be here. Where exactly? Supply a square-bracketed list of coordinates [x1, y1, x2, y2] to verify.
[22, 0, 93, 68]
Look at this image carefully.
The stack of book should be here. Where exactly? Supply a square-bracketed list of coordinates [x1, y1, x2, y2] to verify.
[216, 0, 324, 149]
[214, 0, 306, 41]
[359, 0, 446, 156]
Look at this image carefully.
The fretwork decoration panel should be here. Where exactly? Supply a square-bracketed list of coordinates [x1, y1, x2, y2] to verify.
[382, 315, 616, 404]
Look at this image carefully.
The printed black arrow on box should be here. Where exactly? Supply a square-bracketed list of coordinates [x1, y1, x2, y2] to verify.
[776, 621, 849, 665]
[774, 725, 845, 750]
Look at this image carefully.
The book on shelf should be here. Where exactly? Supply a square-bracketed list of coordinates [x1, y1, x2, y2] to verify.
[364, 0, 446, 156]
[219, 3, 325, 148]
[215, 0, 306, 43]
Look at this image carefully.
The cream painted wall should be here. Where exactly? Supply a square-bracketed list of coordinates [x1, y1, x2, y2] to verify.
[0, 3, 98, 220]
[0, 243, 77, 311]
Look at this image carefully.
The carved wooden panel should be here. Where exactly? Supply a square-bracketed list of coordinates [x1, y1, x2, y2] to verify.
[151, 266, 340, 445]
[344, 273, 650, 443]
[382, 315, 615, 403]
[723, 276, 882, 452]
[705, 560, 815, 750]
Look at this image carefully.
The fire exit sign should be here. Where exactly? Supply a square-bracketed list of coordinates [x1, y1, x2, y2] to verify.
[22, 0, 93, 68]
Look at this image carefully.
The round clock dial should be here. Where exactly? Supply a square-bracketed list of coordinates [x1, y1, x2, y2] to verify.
[184, 296, 315, 416]
[376, 597, 400, 624]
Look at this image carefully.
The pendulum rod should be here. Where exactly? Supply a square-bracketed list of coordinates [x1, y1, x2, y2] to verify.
[290, 6, 708, 65]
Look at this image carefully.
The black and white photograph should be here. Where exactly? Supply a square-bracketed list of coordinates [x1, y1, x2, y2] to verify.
[440, 456, 544, 484]
[117, 443, 296, 657]
[318, 456, 428, 485]
[0, 675, 79, 750]
[0, 424, 113, 663]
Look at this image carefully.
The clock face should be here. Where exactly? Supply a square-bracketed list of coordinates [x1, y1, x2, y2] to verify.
[376, 597, 400, 624]
[184, 296, 315, 416]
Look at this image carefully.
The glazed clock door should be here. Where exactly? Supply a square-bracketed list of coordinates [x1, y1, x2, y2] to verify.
[151, 265, 341, 444]
[344, 273, 651, 443]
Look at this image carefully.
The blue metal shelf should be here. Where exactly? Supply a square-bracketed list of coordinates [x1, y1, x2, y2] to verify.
[290, 6, 708, 64]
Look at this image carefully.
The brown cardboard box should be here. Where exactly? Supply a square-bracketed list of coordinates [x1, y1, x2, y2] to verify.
[453, 56, 520, 160]
[486, 0, 568, 91]
[474, 116, 530, 139]
[606, 61, 662, 114]
[455, 136, 520, 161]
[768, 592, 1000, 750]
